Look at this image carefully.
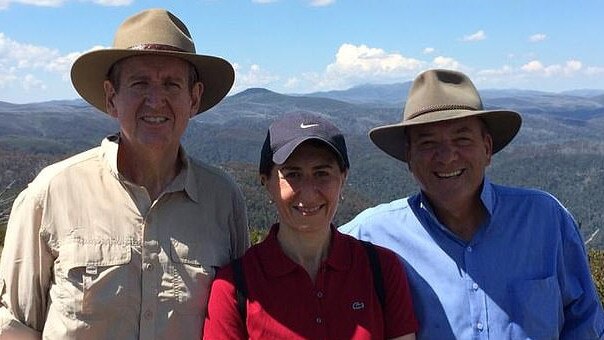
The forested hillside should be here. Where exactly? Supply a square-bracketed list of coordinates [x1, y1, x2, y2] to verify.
[1, 85, 603, 249]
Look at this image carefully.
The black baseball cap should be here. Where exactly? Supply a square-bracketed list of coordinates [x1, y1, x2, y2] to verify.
[259, 111, 350, 175]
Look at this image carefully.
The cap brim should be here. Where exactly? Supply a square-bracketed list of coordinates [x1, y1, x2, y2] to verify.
[273, 136, 347, 167]
[71, 49, 234, 115]
[369, 109, 522, 162]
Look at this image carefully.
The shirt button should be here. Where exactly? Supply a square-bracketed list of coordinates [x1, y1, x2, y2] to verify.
[144, 310, 153, 320]
[316, 291, 324, 298]
[316, 317, 322, 324]
[144, 263, 153, 271]
[472, 283, 479, 291]
[476, 322, 484, 331]
[467, 246, 473, 252]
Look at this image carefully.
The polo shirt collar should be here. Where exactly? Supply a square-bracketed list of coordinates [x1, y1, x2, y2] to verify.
[99, 133, 198, 202]
[258, 223, 352, 277]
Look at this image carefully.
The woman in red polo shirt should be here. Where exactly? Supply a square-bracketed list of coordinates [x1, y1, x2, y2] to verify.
[203, 112, 418, 340]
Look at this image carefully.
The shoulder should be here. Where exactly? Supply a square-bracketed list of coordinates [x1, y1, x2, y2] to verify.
[26, 147, 101, 193]
[339, 197, 413, 236]
[491, 182, 569, 211]
[343, 198, 411, 223]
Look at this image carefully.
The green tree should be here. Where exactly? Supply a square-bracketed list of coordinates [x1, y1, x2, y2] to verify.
[589, 249, 604, 304]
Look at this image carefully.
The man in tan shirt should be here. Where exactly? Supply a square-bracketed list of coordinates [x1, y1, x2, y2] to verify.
[0, 8, 250, 339]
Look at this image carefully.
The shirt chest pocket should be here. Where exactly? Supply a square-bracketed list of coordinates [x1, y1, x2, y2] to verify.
[54, 240, 135, 319]
[169, 238, 222, 315]
[508, 275, 563, 339]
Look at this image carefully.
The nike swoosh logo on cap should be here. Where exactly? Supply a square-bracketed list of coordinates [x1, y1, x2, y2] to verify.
[300, 123, 319, 129]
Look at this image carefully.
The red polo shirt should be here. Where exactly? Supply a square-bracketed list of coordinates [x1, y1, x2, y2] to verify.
[204, 224, 418, 339]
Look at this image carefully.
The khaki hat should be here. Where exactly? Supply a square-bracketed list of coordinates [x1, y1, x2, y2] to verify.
[71, 8, 234, 115]
[369, 69, 522, 162]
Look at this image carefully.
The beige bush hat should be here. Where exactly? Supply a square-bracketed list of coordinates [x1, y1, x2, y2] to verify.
[369, 69, 522, 162]
[71, 8, 234, 115]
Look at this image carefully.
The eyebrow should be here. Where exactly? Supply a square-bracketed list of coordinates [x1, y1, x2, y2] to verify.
[454, 126, 474, 134]
[280, 163, 335, 171]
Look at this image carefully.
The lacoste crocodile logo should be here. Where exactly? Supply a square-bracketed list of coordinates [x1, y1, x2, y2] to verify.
[352, 301, 365, 310]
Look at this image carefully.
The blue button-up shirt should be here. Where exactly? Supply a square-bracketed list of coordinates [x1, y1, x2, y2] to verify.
[340, 178, 604, 339]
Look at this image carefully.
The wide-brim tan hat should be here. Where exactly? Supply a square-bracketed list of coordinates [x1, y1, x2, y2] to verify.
[369, 69, 522, 162]
[71, 8, 234, 115]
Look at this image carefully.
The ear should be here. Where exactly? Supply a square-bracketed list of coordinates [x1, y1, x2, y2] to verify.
[103, 80, 119, 118]
[189, 81, 204, 118]
[483, 132, 493, 165]
[340, 170, 348, 186]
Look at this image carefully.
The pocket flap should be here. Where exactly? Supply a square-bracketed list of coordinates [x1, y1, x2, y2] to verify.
[60, 240, 132, 269]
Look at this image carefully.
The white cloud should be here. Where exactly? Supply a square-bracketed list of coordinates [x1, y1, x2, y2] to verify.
[232, 63, 280, 93]
[0, 32, 91, 97]
[522, 60, 544, 72]
[91, 0, 133, 5]
[0, 0, 131, 9]
[310, 43, 425, 90]
[0, 72, 17, 88]
[477, 65, 514, 77]
[529, 33, 547, 42]
[432, 56, 461, 70]
[0, 33, 60, 70]
[309, 0, 335, 6]
[22, 74, 46, 90]
[521, 59, 582, 77]
[423, 47, 435, 54]
[462, 30, 486, 42]
[564, 60, 582, 75]
[283, 77, 300, 89]
[585, 66, 604, 75]
[0, 0, 64, 9]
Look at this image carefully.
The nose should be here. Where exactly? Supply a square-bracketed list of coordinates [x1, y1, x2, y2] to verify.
[434, 142, 457, 163]
[296, 176, 319, 199]
[144, 84, 167, 109]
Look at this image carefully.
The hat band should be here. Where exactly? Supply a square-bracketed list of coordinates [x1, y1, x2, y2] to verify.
[408, 104, 478, 120]
[128, 43, 188, 52]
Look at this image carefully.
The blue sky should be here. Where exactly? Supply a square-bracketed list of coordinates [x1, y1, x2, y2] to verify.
[1, 0, 603, 103]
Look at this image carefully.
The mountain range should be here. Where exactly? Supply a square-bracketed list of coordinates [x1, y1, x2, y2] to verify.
[1, 82, 603, 248]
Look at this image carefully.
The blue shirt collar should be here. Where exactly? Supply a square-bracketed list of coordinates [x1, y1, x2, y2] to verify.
[414, 177, 494, 237]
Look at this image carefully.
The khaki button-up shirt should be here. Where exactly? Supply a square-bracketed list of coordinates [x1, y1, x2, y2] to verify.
[0, 135, 250, 339]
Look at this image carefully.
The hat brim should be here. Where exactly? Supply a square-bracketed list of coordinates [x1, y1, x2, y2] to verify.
[369, 109, 522, 162]
[71, 49, 234, 115]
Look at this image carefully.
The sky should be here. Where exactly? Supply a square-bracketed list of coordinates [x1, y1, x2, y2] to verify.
[1, 0, 603, 104]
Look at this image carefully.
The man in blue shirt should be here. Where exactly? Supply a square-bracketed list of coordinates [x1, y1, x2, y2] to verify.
[340, 69, 604, 339]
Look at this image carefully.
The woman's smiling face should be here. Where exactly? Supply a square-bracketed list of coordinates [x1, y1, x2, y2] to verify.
[262, 141, 347, 234]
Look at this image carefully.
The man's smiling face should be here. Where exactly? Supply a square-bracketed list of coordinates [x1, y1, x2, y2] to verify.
[405, 116, 493, 209]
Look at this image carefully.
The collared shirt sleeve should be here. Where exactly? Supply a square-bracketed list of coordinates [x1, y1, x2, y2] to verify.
[0, 184, 53, 338]
[230, 186, 250, 260]
[556, 205, 604, 339]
